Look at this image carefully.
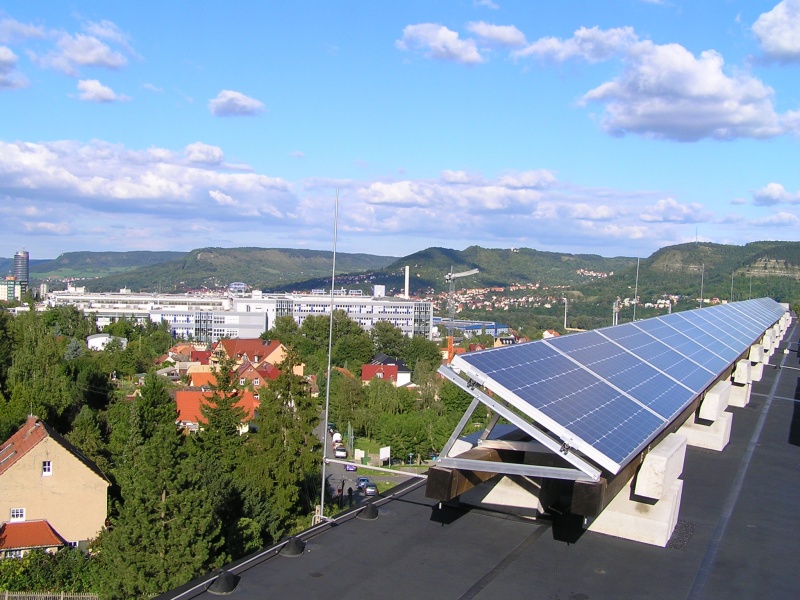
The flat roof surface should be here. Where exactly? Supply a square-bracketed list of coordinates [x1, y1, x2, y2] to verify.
[161, 316, 800, 600]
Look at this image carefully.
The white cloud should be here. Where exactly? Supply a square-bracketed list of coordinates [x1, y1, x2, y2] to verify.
[639, 198, 707, 223]
[497, 170, 556, 189]
[0, 17, 46, 44]
[396, 24, 484, 64]
[38, 32, 128, 76]
[142, 82, 162, 93]
[83, 19, 138, 58]
[0, 45, 27, 89]
[753, 0, 800, 62]
[290, 150, 306, 159]
[208, 90, 265, 116]
[466, 22, 526, 47]
[569, 203, 617, 220]
[513, 26, 637, 62]
[441, 170, 474, 183]
[581, 40, 784, 141]
[473, 0, 499, 8]
[77, 79, 129, 102]
[750, 211, 800, 227]
[209, 190, 237, 206]
[184, 142, 225, 165]
[753, 182, 800, 205]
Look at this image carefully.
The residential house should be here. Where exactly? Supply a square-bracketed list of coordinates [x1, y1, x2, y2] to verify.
[211, 338, 286, 368]
[86, 333, 128, 351]
[361, 354, 412, 387]
[175, 389, 260, 434]
[0, 417, 110, 553]
[212, 337, 304, 376]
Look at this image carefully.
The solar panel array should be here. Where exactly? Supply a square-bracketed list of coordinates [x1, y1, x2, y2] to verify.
[450, 298, 786, 474]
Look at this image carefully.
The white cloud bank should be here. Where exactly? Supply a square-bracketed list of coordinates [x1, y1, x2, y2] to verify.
[0, 138, 797, 257]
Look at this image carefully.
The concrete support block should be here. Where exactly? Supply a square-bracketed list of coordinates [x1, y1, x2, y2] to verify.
[749, 344, 763, 363]
[634, 433, 687, 501]
[460, 475, 555, 517]
[762, 332, 774, 354]
[751, 361, 764, 382]
[698, 380, 731, 422]
[448, 439, 473, 458]
[678, 411, 732, 452]
[728, 382, 751, 408]
[588, 479, 683, 547]
[733, 359, 751, 385]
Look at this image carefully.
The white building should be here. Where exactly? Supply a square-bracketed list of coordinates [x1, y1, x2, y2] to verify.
[45, 288, 433, 343]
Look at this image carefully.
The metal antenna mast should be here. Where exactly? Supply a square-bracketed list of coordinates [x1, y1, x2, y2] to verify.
[318, 188, 339, 523]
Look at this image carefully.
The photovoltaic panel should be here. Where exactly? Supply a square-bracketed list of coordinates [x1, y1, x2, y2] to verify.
[451, 298, 786, 474]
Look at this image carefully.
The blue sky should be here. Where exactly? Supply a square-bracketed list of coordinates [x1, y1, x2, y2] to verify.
[1, 1, 799, 262]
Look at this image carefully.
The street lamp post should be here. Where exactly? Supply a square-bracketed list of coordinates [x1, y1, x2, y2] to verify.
[563, 297, 568, 329]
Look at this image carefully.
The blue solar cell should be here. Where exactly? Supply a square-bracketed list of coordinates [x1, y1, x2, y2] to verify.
[600, 325, 715, 391]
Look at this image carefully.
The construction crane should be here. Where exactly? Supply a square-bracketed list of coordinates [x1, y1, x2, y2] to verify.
[444, 266, 479, 362]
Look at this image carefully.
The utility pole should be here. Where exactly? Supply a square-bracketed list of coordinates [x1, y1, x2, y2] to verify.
[633, 257, 640, 322]
[563, 297, 568, 329]
[699, 263, 705, 308]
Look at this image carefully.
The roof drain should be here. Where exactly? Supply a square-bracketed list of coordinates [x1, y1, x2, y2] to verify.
[280, 536, 305, 557]
[357, 501, 379, 520]
[207, 570, 240, 595]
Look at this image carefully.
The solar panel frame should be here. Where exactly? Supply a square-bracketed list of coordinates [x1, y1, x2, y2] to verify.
[450, 298, 786, 475]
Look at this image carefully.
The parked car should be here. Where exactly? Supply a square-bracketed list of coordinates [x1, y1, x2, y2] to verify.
[356, 476, 371, 490]
[334, 446, 347, 459]
[364, 483, 378, 496]
[345, 463, 358, 472]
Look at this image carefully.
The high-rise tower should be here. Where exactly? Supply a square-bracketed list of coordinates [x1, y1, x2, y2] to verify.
[14, 249, 29, 294]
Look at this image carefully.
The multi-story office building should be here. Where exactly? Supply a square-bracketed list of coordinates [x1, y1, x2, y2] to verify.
[44, 288, 433, 344]
[0, 276, 22, 302]
[13, 250, 29, 294]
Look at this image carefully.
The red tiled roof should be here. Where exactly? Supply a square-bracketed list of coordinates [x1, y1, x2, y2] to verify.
[175, 390, 259, 425]
[362, 364, 398, 382]
[0, 416, 49, 477]
[217, 338, 283, 363]
[0, 520, 66, 550]
[191, 350, 212, 365]
[189, 371, 217, 388]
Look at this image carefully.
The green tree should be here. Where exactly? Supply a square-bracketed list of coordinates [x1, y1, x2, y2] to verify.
[264, 315, 300, 349]
[369, 320, 407, 359]
[401, 336, 442, 377]
[96, 374, 224, 600]
[238, 349, 319, 542]
[42, 305, 97, 339]
[66, 405, 111, 475]
[331, 331, 374, 376]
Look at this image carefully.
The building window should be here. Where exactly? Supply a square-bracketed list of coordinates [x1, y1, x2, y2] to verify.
[239, 378, 246, 385]
[42, 460, 52, 476]
[10, 508, 25, 522]
[253, 378, 260, 386]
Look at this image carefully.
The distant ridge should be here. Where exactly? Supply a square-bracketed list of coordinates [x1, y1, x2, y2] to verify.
[4, 241, 800, 298]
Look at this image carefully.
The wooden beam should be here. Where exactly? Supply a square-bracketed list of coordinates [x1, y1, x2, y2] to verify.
[424, 447, 516, 501]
